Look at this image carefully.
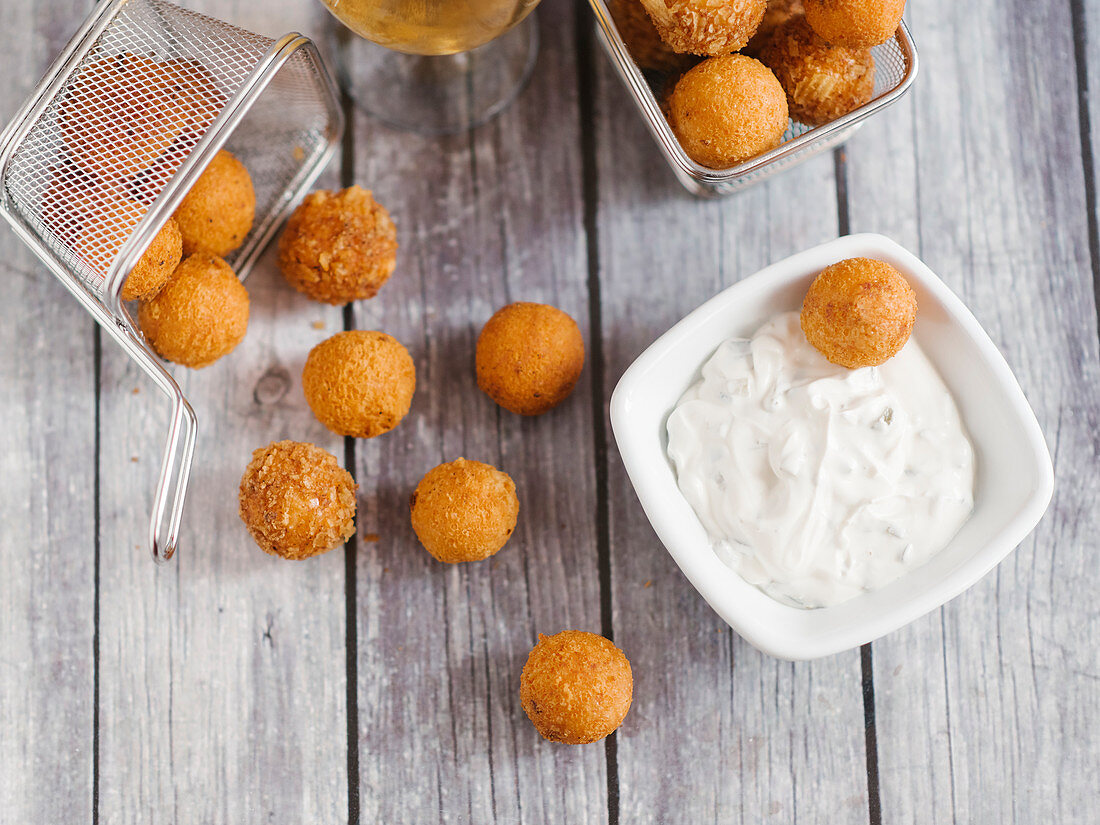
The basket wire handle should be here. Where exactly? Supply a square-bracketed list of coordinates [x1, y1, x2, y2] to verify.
[110, 319, 197, 563]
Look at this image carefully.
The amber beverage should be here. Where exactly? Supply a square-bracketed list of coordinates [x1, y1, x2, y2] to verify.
[321, 0, 540, 55]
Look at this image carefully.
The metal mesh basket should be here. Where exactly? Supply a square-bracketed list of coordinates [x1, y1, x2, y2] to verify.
[589, 1, 918, 197]
[0, 0, 343, 562]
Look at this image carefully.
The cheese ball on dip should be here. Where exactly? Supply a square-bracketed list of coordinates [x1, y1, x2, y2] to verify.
[640, 0, 766, 56]
[278, 186, 397, 305]
[803, 0, 905, 48]
[138, 253, 249, 368]
[667, 55, 789, 168]
[800, 257, 916, 368]
[238, 440, 357, 560]
[758, 16, 875, 126]
[410, 458, 519, 564]
[476, 302, 585, 416]
[520, 631, 633, 745]
[302, 330, 415, 438]
[173, 149, 255, 257]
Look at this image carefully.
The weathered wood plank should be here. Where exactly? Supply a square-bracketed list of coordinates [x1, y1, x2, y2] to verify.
[0, 2, 97, 822]
[591, 41, 871, 823]
[845, 1, 1100, 822]
[345, 1, 607, 821]
[96, 2, 350, 821]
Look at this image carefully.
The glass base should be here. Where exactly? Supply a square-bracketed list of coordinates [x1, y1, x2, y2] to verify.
[336, 13, 539, 136]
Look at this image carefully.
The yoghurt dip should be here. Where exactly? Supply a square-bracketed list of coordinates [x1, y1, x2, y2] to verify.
[666, 312, 975, 608]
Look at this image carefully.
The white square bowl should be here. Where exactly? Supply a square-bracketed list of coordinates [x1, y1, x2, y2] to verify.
[609, 233, 1054, 660]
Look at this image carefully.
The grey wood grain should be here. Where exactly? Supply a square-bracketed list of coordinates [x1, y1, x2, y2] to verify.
[591, 45, 871, 823]
[0, 3, 97, 823]
[844, 1, 1100, 823]
[345, 1, 607, 821]
[95, 2, 351, 822]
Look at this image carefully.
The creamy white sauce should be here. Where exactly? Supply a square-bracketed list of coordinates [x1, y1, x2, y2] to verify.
[666, 312, 975, 609]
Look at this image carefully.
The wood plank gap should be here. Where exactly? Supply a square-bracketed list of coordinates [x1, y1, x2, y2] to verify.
[860, 645, 881, 825]
[837, 144, 880, 825]
[1070, 0, 1100, 339]
[833, 148, 851, 236]
[575, 5, 618, 824]
[92, 323, 102, 825]
[340, 75, 362, 825]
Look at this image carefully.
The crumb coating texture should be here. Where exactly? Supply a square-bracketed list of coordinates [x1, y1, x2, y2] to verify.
[520, 631, 633, 744]
[302, 330, 416, 438]
[803, 0, 904, 48]
[800, 257, 917, 368]
[138, 253, 248, 368]
[644, 0, 767, 55]
[758, 16, 874, 126]
[668, 54, 789, 168]
[410, 458, 519, 564]
[476, 302, 585, 416]
[238, 440, 357, 560]
[173, 149, 255, 257]
[278, 186, 397, 305]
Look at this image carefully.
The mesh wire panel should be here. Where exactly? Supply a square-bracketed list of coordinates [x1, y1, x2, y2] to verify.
[3, 0, 334, 295]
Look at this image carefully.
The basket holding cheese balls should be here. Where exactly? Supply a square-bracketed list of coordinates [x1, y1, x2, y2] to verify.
[609, 0, 905, 168]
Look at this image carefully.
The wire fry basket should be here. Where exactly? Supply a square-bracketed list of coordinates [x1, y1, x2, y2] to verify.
[589, 0, 918, 197]
[0, 0, 343, 563]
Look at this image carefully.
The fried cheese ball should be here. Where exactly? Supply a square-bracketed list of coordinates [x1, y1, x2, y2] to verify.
[667, 55, 789, 168]
[119, 217, 183, 302]
[800, 257, 916, 368]
[758, 16, 875, 126]
[61, 53, 219, 183]
[238, 440, 357, 560]
[609, 0, 695, 73]
[173, 149, 255, 257]
[42, 179, 182, 301]
[803, 0, 904, 48]
[745, 0, 804, 53]
[278, 186, 397, 305]
[138, 253, 249, 368]
[476, 302, 585, 416]
[409, 458, 519, 564]
[302, 330, 416, 438]
[640, 0, 767, 56]
[520, 631, 633, 745]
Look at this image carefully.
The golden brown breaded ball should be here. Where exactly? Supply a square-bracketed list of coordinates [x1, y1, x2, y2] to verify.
[173, 149, 255, 257]
[278, 186, 397, 305]
[238, 440, 357, 560]
[410, 458, 519, 564]
[745, 0, 804, 52]
[758, 16, 874, 126]
[667, 54, 789, 169]
[116, 217, 183, 301]
[520, 631, 633, 745]
[476, 302, 585, 416]
[302, 330, 415, 438]
[800, 257, 916, 368]
[42, 180, 181, 300]
[641, 0, 767, 56]
[138, 253, 249, 368]
[61, 53, 217, 183]
[803, 0, 904, 48]
[609, 0, 696, 73]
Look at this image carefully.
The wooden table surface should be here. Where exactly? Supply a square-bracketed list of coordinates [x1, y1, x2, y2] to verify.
[2, 0, 1098, 822]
